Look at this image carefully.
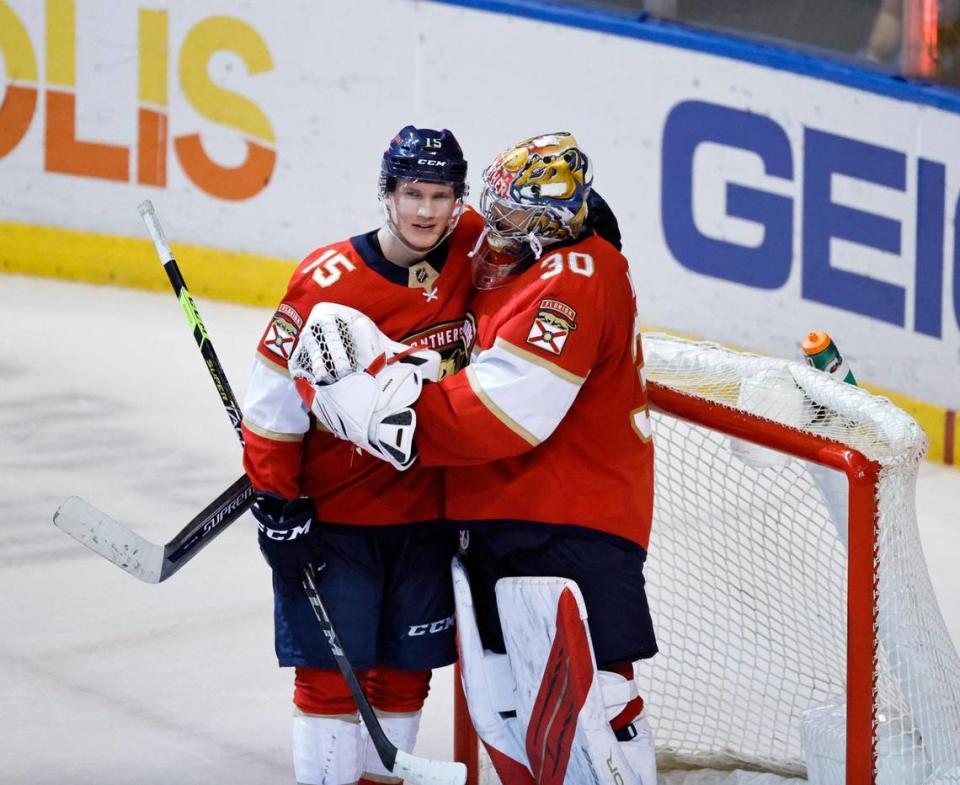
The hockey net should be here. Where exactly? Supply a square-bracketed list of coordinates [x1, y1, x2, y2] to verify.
[453, 332, 960, 785]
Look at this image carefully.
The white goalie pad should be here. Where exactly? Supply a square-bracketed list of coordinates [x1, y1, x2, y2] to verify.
[289, 301, 442, 385]
[452, 555, 643, 785]
[496, 575, 642, 785]
[451, 558, 534, 784]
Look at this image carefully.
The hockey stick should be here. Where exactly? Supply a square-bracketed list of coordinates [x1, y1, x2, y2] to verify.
[136, 201, 466, 785]
[137, 200, 244, 443]
[53, 197, 256, 580]
[54, 475, 255, 583]
[301, 568, 468, 785]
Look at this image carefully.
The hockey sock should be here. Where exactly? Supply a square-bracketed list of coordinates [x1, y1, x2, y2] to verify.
[359, 667, 431, 783]
[359, 709, 422, 784]
[293, 709, 364, 785]
[294, 665, 368, 715]
[291, 667, 370, 784]
[365, 666, 432, 712]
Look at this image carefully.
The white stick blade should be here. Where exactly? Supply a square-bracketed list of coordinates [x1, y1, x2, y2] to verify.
[53, 497, 164, 583]
[393, 751, 467, 785]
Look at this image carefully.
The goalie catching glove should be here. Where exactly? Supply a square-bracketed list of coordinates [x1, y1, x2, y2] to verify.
[288, 302, 439, 470]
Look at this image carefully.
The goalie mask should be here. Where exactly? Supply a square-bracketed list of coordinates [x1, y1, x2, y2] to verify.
[379, 126, 469, 254]
[470, 132, 593, 290]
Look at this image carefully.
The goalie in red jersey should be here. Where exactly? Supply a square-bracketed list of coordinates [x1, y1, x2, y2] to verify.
[241, 126, 482, 785]
[294, 133, 658, 784]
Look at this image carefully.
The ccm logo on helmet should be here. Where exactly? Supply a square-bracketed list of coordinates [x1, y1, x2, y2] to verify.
[417, 159, 447, 167]
[407, 615, 455, 636]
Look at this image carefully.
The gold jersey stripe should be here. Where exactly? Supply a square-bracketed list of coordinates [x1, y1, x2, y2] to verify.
[494, 336, 587, 386]
[257, 351, 290, 376]
[241, 418, 304, 443]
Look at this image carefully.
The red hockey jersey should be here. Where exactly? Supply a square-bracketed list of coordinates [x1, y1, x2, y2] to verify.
[242, 210, 482, 525]
[415, 232, 654, 548]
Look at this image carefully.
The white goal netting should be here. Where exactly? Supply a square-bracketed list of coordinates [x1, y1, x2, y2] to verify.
[463, 333, 960, 785]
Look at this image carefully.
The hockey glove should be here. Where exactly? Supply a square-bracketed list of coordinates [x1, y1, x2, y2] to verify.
[289, 301, 441, 384]
[308, 364, 422, 470]
[252, 492, 324, 581]
[289, 303, 430, 470]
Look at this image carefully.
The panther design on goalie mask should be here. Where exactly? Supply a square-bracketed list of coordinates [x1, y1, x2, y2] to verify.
[472, 133, 594, 289]
[483, 132, 593, 249]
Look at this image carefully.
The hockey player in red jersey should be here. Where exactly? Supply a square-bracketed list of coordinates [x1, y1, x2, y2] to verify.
[241, 126, 481, 785]
[294, 133, 658, 784]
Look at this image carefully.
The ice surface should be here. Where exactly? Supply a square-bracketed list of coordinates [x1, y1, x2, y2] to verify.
[0, 274, 955, 784]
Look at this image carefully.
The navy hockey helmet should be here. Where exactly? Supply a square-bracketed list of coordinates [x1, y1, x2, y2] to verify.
[379, 126, 468, 198]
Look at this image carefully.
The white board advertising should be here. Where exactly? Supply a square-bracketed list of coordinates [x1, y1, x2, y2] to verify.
[1, 0, 958, 409]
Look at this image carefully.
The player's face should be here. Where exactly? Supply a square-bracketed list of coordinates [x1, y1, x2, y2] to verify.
[388, 180, 458, 251]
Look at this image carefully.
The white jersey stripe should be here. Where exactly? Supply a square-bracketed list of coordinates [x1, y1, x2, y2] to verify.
[468, 339, 584, 444]
[243, 356, 310, 437]
[466, 366, 540, 446]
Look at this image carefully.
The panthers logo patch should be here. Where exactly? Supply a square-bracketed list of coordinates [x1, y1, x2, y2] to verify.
[526, 299, 577, 356]
[402, 314, 477, 380]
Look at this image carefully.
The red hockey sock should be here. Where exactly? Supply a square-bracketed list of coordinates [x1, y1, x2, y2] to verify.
[293, 666, 368, 715]
[365, 666, 432, 713]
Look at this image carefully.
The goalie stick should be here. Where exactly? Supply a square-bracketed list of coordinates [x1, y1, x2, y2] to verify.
[56, 201, 466, 785]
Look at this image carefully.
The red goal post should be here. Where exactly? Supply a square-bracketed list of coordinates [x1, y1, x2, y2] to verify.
[453, 333, 960, 785]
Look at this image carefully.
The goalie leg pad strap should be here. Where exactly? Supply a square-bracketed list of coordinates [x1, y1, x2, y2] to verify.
[598, 665, 641, 725]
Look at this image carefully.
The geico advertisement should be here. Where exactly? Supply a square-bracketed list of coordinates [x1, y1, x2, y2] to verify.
[1, 0, 958, 408]
[651, 82, 959, 409]
[654, 94, 960, 407]
[424, 3, 960, 410]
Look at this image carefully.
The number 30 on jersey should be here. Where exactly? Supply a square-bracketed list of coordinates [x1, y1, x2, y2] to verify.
[540, 251, 594, 280]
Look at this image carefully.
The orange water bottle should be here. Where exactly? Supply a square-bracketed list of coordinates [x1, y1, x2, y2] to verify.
[801, 332, 856, 386]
